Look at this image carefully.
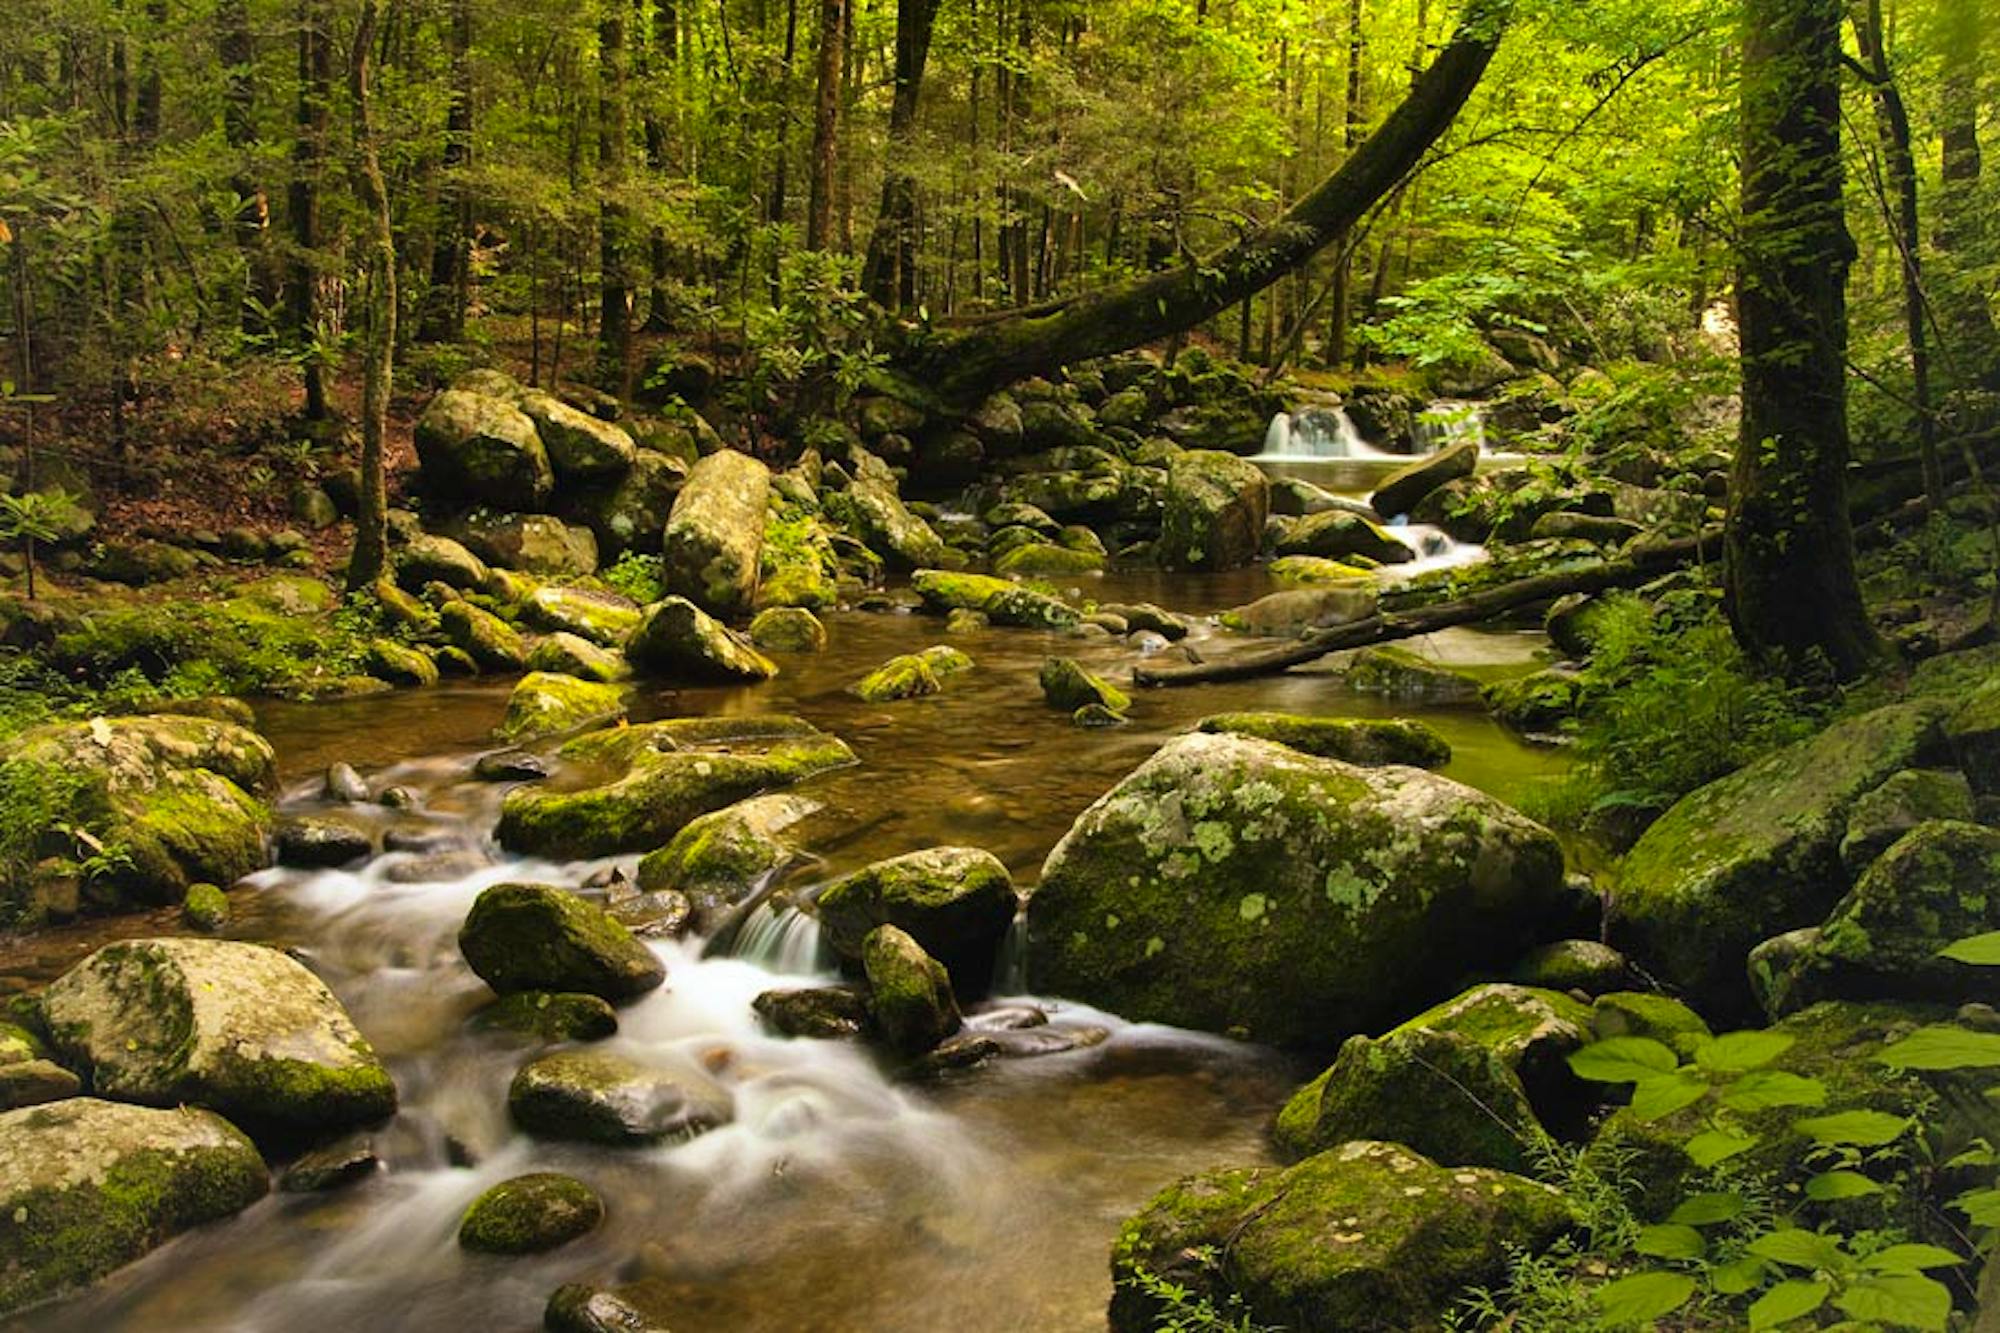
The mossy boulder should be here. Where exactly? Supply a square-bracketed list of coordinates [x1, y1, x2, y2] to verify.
[911, 569, 1079, 628]
[522, 584, 644, 647]
[1751, 820, 2000, 1018]
[753, 986, 872, 1039]
[493, 672, 628, 744]
[863, 925, 962, 1055]
[1544, 592, 1619, 659]
[1611, 700, 1949, 1017]
[454, 513, 600, 578]
[1839, 768, 1975, 876]
[1025, 733, 1567, 1046]
[1273, 1027, 1545, 1172]
[994, 541, 1105, 578]
[520, 391, 637, 481]
[567, 448, 690, 560]
[495, 716, 854, 857]
[825, 463, 948, 570]
[440, 601, 528, 671]
[1347, 646, 1483, 705]
[1588, 991, 1713, 1060]
[1222, 584, 1379, 637]
[90, 539, 199, 586]
[626, 596, 777, 682]
[1195, 713, 1450, 768]
[0, 1058, 81, 1111]
[1371, 439, 1479, 519]
[748, 606, 827, 653]
[40, 938, 396, 1133]
[508, 1049, 731, 1145]
[1268, 555, 1377, 586]
[414, 388, 554, 510]
[1510, 939, 1632, 995]
[662, 449, 770, 617]
[815, 847, 1018, 995]
[0, 1098, 269, 1315]
[458, 1172, 605, 1254]
[1483, 668, 1584, 734]
[635, 793, 818, 927]
[473, 991, 619, 1042]
[756, 497, 842, 611]
[526, 632, 630, 684]
[181, 882, 229, 933]
[396, 532, 490, 591]
[1040, 656, 1129, 713]
[365, 638, 439, 688]
[458, 883, 666, 1001]
[1277, 511, 1414, 565]
[854, 652, 943, 702]
[1943, 679, 2000, 793]
[1386, 983, 1594, 1128]
[1109, 1139, 1572, 1333]
[1159, 449, 1269, 572]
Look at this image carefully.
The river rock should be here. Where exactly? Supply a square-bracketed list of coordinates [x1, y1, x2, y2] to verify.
[635, 793, 818, 926]
[279, 1133, 380, 1192]
[1346, 646, 1483, 704]
[911, 569, 1080, 629]
[459, 883, 665, 1001]
[520, 390, 637, 481]
[474, 991, 620, 1043]
[994, 542, 1105, 578]
[1109, 1139, 1571, 1333]
[474, 749, 548, 782]
[815, 847, 1018, 995]
[395, 533, 490, 591]
[1839, 767, 1976, 876]
[508, 1050, 732, 1145]
[441, 601, 529, 671]
[526, 633, 630, 684]
[454, 513, 599, 578]
[1387, 983, 1594, 1127]
[1371, 439, 1479, 519]
[1611, 700, 1949, 1016]
[493, 672, 628, 744]
[1195, 713, 1450, 768]
[41, 938, 396, 1132]
[854, 652, 943, 702]
[1276, 510, 1414, 565]
[415, 389, 553, 511]
[1159, 450, 1269, 571]
[755, 986, 873, 1039]
[523, 585, 644, 649]
[1221, 584, 1378, 637]
[0, 1098, 269, 1315]
[748, 606, 828, 653]
[825, 457, 948, 570]
[626, 596, 777, 682]
[568, 448, 690, 559]
[273, 816, 374, 868]
[365, 638, 439, 688]
[545, 1285, 673, 1333]
[1025, 733, 1566, 1046]
[1510, 939, 1633, 994]
[459, 1172, 605, 1254]
[1039, 656, 1129, 714]
[662, 449, 769, 617]
[863, 926, 963, 1055]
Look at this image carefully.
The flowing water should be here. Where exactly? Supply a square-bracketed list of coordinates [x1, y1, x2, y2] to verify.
[0, 567, 1572, 1333]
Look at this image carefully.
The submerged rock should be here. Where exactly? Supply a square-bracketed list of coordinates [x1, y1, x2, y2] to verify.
[815, 847, 1018, 995]
[911, 569, 1079, 629]
[545, 1285, 672, 1333]
[662, 449, 770, 618]
[493, 672, 629, 744]
[279, 1133, 380, 1192]
[459, 883, 666, 1002]
[626, 596, 778, 682]
[508, 1050, 731, 1145]
[864, 925, 963, 1055]
[754, 986, 873, 1039]
[1194, 713, 1450, 768]
[458, 1172, 605, 1254]
[1039, 656, 1130, 714]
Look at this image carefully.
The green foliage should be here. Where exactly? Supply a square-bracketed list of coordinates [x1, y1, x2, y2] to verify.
[601, 551, 667, 605]
[1126, 1251, 1284, 1333]
[732, 251, 886, 421]
[0, 755, 90, 901]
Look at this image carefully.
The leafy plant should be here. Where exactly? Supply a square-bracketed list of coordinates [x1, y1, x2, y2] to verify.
[1125, 1253, 1284, 1333]
[0, 487, 82, 599]
[601, 550, 667, 604]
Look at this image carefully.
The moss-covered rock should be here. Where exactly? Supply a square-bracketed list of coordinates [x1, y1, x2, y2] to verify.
[1371, 439, 1479, 519]
[1109, 1139, 1572, 1333]
[1611, 700, 1949, 1016]
[0, 1098, 268, 1315]
[1346, 646, 1483, 705]
[395, 533, 490, 591]
[458, 1171, 604, 1254]
[89, 539, 199, 586]
[41, 938, 396, 1133]
[414, 389, 553, 510]
[1751, 820, 2000, 1018]
[748, 606, 827, 653]
[1277, 511, 1414, 565]
[525, 632, 630, 684]
[493, 672, 628, 744]
[1588, 991, 1712, 1059]
[440, 601, 528, 671]
[1040, 656, 1129, 713]
[815, 847, 1018, 995]
[1483, 668, 1583, 734]
[755, 498, 842, 611]
[863, 925, 962, 1055]
[824, 461, 947, 570]
[1159, 450, 1269, 571]
[520, 391, 637, 481]
[522, 584, 643, 647]
[1544, 592, 1619, 659]
[1509, 939, 1631, 995]
[453, 513, 600, 578]
[1195, 713, 1450, 768]
[458, 883, 666, 1001]
[1025, 733, 1567, 1046]
[508, 1049, 731, 1145]
[0, 1058, 81, 1111]
[1222, 584, 1379, 636]
[473, 991, 619, 1042]
[994, 541, 1106, 578]
[1944, 679, 2000, 794]
[364, 638, 439, 688]
[662, 449, 770, 617]
[753, 986, 872, 1038]
[566, 448, 689, 560]
[1839, 768, 1975, 876]
[854, 652, 942, 702]
[181, 882, 229, 933]
[626, 596, 777, 682]
[635, 793, 818, 926]
[911, 568, 1079, 629]
[495, 717, 854, 857]
[1386, 983, 1594, 1128]
[273, 816, 372, 868]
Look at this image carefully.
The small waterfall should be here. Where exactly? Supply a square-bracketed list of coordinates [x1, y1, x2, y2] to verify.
[992, 911, 1029, 995]
[729, 903, 834, 975]
[1415, 399, 1487, 452]
[1258, 406, 1394, 460]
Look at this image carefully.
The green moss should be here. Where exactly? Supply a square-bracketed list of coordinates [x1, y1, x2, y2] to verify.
[1039, 656, 1129, 713]
[748, 606, 828, 653]
[862, 925, 961, 1054]
[910, 569, 1080, 628]
[1195, 713, 1450, 768]
[181, 882, 228, 932]
[853, 653, 942, 702]
[458, 1173, 605, 1254]
[493, 673, 629, 744]
[440, 601, 528, 671]
[815, 847, 1017, 993]
[626, 596, 777, 682]
[993, 542, 1106, 578]
[458, 883, 666, 1000]
[1268, 555, 1374, 586]
[522, 585, 644, 647]
[1346, 646, 1483, 704]
[1588, 991, 1713, 1059]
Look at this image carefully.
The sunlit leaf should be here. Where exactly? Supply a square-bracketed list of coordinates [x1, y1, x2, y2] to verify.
[1695, 1029, 1796, 1074]
[1710, 1255, 1768, 1295]
[1832, 1272, 1952, 1331]
[1877, 1025, 2000, 1071]
[1685, 1127, 1758, 1168]
[1594, 1270, 1696, 1327]
[1635, 1223, 1705, 1260]
[1938, 931, 2000, 965]
[1569, 1037, 1681, 1084]
[1630, 1070, 1709, 1121]
[1861, 1244, 1963, 1274]
[1667, 1191, 1746, 1226]
[1792, 1110, 1910, 1146]
[1953, 1187, 2000, 1226]
[1746, 1228, 1848, 1271]
[1748, 1277, 1830, 1330]
[1803, 1170, 1882, 1202]
[1718, 1070, 1825, 1112]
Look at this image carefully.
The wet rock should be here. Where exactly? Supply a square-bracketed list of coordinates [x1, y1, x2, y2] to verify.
[1194, 713, 1450, 768]
[911, 569, 1079, 629]
[474, 749, 548, 782]
[279, 1133, 380, 1192]
[1095, 602, 1189, 641]
[526, 632, 630, 685]
[365, 638, 439, 688]
[523, 585, 644, 648]
[181, 882, 229, 933]
[508, 1050, 731, 1145]
[384, 850, 492, 884]
[441, 601, 529, 672]
[415, 388, 553, 510]
[459, 883, 666, 1001]
[944, 608, 989, 634]
[459, 1172, 605, 1254]
[863, 926, 962, 1055]
[545, 1284, 672, 1333]
[854, 652, 943, 702]
[1371, 438, 1479, 519]
[1839, 768, 1975, 876]
[1276, 510, 1414, 565]
[815, 847, 1018, 995]
[0, 1098, 269, 1315]
[274, 816, 374, 868]
[1510, 939, 1632, 995]
[626, 596, 777, 683]
[662, 450, 769, 618]
[41, 938, 396, 1133]
[753, 986, 872, 1039]
[907, 1031, 1004, 1076]
[994, 542, 1105, 578]
[1159, 450, 1269, 572]
[395, 533, 491, 592]
[474, 992, 620, 1042]
[0, 1058, 81, 1111]
[1345, 646, 1483, 704]
[635, 793, 818, 925]
[1221, 584, 1378, 637]
[494, 672, 629, 744]
[748, 606, 827, 653]
[1073, 703, 1125, 728]
[824, 456, 948, 571]
[1039, 656, 1129, 714]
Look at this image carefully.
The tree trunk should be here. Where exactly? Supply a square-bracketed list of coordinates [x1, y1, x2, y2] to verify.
[1936, 0, 1998, 381]
[806, 0, 847, 251]
[861, 0, 943, 308]
[1326, 0, 1367, 367]
[914, 0, 1512, 404]
[598, 5, 632, 389]
[1725, 0, 1877, 679]
[346, 0, 395, 592]
[218, 0, 276, 335]
[291, 0, 331, 422]
[642, 0, 679, 332]
[416, 0, 473, 343]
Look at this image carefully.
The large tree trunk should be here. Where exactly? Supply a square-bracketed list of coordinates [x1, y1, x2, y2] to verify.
[860, 0, 944, 309]
[416, 0, 473, 344]
[806, 0, 848, 251]
[218, 0, 277, 335]
[346, 0, 394, 592]
[290, 0, 332, 422]
[1326, 0, 1368, 367]
[598, 5, 632, 389]
[641, 0, 679, 332]
[913, 0, 1512, 404]
[1936, 0, 1998, 382]
[1725, 0, 1878, 680]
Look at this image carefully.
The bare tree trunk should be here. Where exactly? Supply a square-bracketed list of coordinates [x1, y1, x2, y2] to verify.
[1936, 0, 1998, 381]
[861, 0, 943, 308]
[416, 0, 473, 343]
[642, 0, 679, 332]
[346, 0, 395, 592]
[806, 0, 847, 251]
[291, 0, 331, 422]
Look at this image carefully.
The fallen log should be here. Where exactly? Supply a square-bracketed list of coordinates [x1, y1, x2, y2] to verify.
[1133, 532, 1719, 688]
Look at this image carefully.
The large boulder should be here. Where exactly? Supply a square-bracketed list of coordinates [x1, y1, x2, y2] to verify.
[1194, 713, 1450, 768]
[1109, 1140, 1572, 1333]
[1025, 733, 1567, 1045]
[523, 584, 643, 647]
[525, 633, 630, 685]
[626, 596, 777, 683]
[1610, 700, 1949, 1017]
[1221, 584, 1379, 637]
[1276, 511, 1414, 565]
[814, 847, 1018, 995]
[862, 925, 962, 1055]
[1158, 449, 1270, 571]
[493, 672, 628, 744]
[519, 391, 637, 482]
[459, 883, 666, 1001]
[826, 462, 948, 570]
[1371, 439, 1478, 520]
[440, 601, 528, 671]
[635, 793, 819, 927]
[567, 448, 689, 559]
[452, 513, 600, 577]
[395, 532, 490, 591]
[911, 570, 1079, 629]
[508, 1049, 731, 1145]
[415, 389, 554, 510]
[40, 938, 396, 1133]
[496, 717, 854, 858]
[662, 449, 769, 617]
[0, 1098, 268, 1315]
[1838, 768, 1975, 876]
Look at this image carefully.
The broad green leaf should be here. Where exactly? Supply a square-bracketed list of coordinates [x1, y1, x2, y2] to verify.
[1877, 1025, 2000, 1071]
[1861, 1244, 1963, 1274]
[1746, 1228, 1848, 1271]
[1938, 931, 2000, 965]
[1792, 1110, 1911, 1146]
[1630, 1070, 1709, 1122]
[1718, 1070, 1826, 1112]
[1594, 1270, 1696, 1327]
[1696, 1029, 1797, 1074]
[1634, 1223, 1705, 1260]
[1832, 1272, 1952, 1331]
[1710, 1255, 1768, 1295]
[1748, 1278, 1831, 1330]
[1685, 1127, 1758, 1168]
[1667, 1191, 1747, 1226]
[1953, 1187, 2000, 1226]
[1569, 1037, 1680, 1085]
[1803, 1170, 1882, 1202]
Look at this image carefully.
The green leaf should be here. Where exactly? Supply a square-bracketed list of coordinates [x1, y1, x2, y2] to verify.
[1803, 1170, 1882, 1202]
[1635, 1223, 1706, 1260]
[1792, 1110, 1911, 1146]
[1594, 1270, 1696, 1327]
[1877, 1025, 2000, 1071]
[1746, 1228, 1848, 1271]
[1832, 1272, 1952, 1331]
[1860, 1244, 1963, 1274]
[1686, 1127, 1759, 1168]
[1953, 1187, 2000, 1226]
[1718, 1070, 1826, 1112]
[1630, 1070, 1710, 1122]
[1695, 1030, 1797, 1074]
[1710, 1255, 1768, 1295]
[1748, 1278, 1831, 1330]
[1569, 1037, 1681, 1085]
[1938, 931, 2000, 965]
[1667, 1191, 1747, 1226]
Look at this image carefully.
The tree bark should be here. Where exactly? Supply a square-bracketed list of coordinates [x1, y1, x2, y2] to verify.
[346, 0, 395, 592]
[290, 0, 331, 422]
[913, 0, 1511, 405]
[860, 0, 944, 309]
[416, 0, 473, 343]
[1725, 0, 1878, 681]
[1326, 0, 1367, 367]
[806, 0, 847, 251]
[598, 4, 632, 388]
[641, 0, 679, 332]
[1936, 0, 1998, 382]
[217, 0, 276, 335]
